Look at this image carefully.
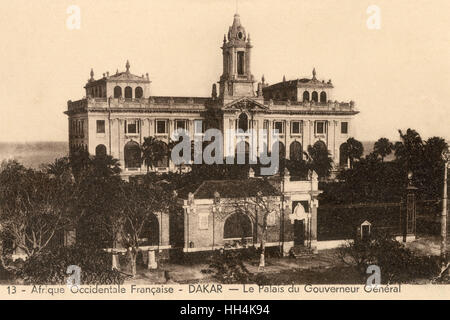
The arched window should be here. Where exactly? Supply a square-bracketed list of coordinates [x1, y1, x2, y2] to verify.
[95, 144, 107, 157]
[311, 91, 318, 103]
[289, 141, 303, 161]
[238, 113, 248, 132]
[272, 141, 286, 159]
[339, 143, 349, 167]
[135, 86, 143, 99]
[124, 86, 132, 99]
[114, 86, 122, 98]
[223, 213, 252, 239]
[314, 140, 327, 151]
[155, 141, 169, 168]
[303, 91, 310, 102]
[320, 91, 327, 103]
[124, 141, 141, 169]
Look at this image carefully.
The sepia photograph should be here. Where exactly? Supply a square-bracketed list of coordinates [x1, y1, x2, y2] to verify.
[0, 0, 449, 304]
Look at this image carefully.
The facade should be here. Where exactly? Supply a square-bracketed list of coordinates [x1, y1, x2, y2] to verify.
[65, 14, 359, 178]
[181, 168, 321, 255]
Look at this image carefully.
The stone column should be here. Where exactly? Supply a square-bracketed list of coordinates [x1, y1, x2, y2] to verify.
[112, 252, 119, 270]
[310, 200, 318, 253]
[147, 250, 157, 269]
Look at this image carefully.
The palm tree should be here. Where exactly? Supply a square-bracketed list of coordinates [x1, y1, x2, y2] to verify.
[306, 141, 333, 179]
[90, 154, 121, 177]
[345, 137, 364, 169]
[373, 138, 393, 162]
[46, 157, 71, 178]
[141, 137, 169, 172]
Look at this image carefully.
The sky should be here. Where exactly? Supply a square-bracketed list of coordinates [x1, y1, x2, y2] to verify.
[0, 0, 449, 143]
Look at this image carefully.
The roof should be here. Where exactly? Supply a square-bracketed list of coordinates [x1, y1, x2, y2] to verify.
[107, 71, 150, 83]
[192, 178, 281, 199]
[263, 78, 333, 91]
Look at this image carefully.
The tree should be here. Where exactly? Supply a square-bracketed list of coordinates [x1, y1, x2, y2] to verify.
[0, 160, 76, 267]
[225, 190, 280, 270]
[69, 146, 91, 180]
[344, 137, 364, 169]
[373, 138, 393, 162]
[95, 181, 173, 277]
[141, 137, 169, 172]
[306, 141, 333, 178]
[394, 129, 424, 172]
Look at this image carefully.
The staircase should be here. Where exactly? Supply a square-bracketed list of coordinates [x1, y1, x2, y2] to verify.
[290, 245, 314, 258]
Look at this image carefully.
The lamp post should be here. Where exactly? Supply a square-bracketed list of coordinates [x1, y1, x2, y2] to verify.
[441, 151, 450, 265]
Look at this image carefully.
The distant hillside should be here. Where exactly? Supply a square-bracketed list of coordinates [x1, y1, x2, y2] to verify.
[0, 141, 68, 168]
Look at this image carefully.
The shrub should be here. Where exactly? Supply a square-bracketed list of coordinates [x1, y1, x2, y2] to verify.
[14, 245, 126, 285]
[338, 236, 441, 284]
[203, 250, 253, 284]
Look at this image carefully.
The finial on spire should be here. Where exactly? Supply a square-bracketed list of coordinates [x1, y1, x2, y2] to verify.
[262, 74, 265, 84]
[312, 68, 317, 80]
[126, 60, 130, 72]
[223, 34, 227, 43]
[283, 75, 286, 82]
[90, 68, 94, 80]
[247, 33, 251, 42]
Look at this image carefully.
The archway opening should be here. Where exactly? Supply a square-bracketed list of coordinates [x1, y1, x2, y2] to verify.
[124, 141, 141, 169]
[311, 91, 318, 103]
[95, 144, 107, 157]
[140, 214, 160, 246]
[320, 91, 327, 103]
[238, 113, 248, 132]
[124, 86, 132, 99]
[223, 213, 252, 239]
[135, 86, 143, 99]
[289, 141, 303, 161]
[303, 91, 310, 102]
[114, 86, 122, 98]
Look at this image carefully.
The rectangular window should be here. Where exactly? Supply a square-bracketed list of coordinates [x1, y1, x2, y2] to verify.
[315, 121, 326, 135]
[125, 120, 140, 134]
[194, 120, 205, 134]
[237, 51, 245, 75]
[156, 120, 167, 134]
[341, 122, 348, 134]
[175, 120, 187, 131]
[96, 120, 105, 134]
[199, 213, 209, 230]
[274, 121, 284, 134]
[291, 121, 302, 135]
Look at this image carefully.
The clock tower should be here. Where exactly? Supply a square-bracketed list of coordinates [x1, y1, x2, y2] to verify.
[219, 14, 256, 101]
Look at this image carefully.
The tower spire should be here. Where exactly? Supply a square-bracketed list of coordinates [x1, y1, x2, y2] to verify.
[126, 60, 130, 73]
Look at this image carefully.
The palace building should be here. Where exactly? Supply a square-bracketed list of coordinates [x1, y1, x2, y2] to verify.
[65, 13, 359, 178]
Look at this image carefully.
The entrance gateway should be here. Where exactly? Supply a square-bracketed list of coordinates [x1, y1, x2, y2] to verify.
[291, 202, 309, 246]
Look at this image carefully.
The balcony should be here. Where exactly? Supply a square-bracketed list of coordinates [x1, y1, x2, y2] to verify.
[266, 100, 357, 114]
[66, 96, 210, 114]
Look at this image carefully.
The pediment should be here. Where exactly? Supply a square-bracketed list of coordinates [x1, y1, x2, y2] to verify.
[108, 72, 149, 82]
[223, 97, 268, 112]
